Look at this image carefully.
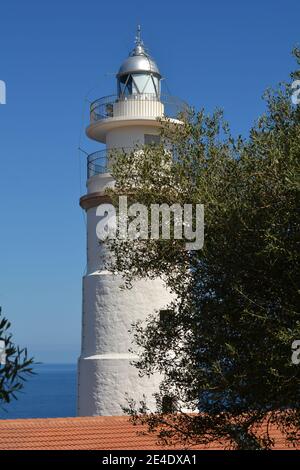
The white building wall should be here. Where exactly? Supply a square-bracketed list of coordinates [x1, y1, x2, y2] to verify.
[106, 124, 160, 150]
[113, 99, 164, 119]
[78, 91, 173, 416]
[78, 172, 173, 416]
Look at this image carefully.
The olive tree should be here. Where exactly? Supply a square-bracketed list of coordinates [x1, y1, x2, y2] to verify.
[106, 50, 300, 450]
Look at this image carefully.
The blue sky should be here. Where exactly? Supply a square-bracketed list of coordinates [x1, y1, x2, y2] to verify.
[0, 0, 299, 363]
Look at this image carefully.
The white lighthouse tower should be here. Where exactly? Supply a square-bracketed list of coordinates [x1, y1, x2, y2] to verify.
[78, 27, 184, 416]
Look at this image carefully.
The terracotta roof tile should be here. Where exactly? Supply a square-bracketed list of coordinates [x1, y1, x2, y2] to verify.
[0, 416, 298, 450]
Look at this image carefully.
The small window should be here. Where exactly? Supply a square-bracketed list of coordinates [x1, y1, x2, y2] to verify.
[144, 134, 160, 145]
[162, 395, 176, 413]
[159, 309, 173, 324]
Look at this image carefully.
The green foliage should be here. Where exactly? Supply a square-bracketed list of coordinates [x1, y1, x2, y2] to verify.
[107, 49, 300, 449]
[0, 307, 34, 411]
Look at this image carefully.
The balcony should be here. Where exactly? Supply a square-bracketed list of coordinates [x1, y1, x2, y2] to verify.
[88, 145, 166, 179]
[89, 93, 189, 123]
[87, 150, 109, 178]
[87, 148, 135, 178]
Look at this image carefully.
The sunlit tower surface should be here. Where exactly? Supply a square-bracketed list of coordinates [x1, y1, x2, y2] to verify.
[78, 27, 185, 416]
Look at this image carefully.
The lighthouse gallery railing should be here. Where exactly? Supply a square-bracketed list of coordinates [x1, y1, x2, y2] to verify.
[87, 146, 164, 178]
[90, 93, 189, 122]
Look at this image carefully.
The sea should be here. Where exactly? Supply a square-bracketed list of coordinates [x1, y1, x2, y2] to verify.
[0, 363, 77, 420]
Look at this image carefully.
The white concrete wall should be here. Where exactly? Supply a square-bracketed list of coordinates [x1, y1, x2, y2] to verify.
[106, 125, 160, 150]
[87, 174, 115, 194]
[113, 99, 164, 119]
[81, 270, 172, 357]
[78, 201, 173, 415]
[78, 269, 171, 415]
[78, 356, 160, 416]
[78, 109, 173, 416]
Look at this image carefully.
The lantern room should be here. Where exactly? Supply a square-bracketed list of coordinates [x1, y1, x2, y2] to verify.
[117, 26, 161, 99]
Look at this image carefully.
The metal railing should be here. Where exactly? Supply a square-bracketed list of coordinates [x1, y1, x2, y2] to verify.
[87, 150, 109, 178]
[87, 148, 135, 178]
[89, 93, 189, 122]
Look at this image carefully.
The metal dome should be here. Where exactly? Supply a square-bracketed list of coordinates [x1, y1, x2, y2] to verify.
[117, 26, 161, 78]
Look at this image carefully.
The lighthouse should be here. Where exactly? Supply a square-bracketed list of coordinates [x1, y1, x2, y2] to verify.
[78, 27, 185, 416]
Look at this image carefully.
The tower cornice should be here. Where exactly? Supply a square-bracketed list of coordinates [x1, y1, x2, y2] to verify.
[80, 192, 112, 211]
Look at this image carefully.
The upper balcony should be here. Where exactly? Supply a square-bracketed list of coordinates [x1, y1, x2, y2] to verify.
[86, 93, 189, 142]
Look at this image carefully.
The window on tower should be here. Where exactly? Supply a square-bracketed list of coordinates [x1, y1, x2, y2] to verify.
[144, 134, 160, 145]
[118, 74, 160, 98]
[119, 75, 133, 96]
[161, 395, 176, 414]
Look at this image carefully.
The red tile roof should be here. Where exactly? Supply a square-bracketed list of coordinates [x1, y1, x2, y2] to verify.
[0, 416, 298, 450]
